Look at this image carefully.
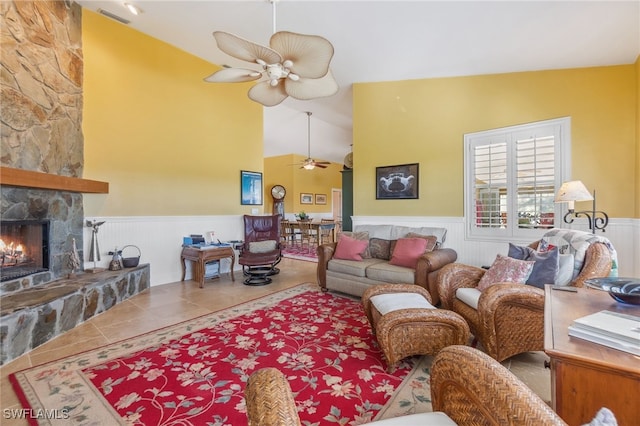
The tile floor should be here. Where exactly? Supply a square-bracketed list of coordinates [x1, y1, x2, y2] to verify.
[0, 258, 551, 425]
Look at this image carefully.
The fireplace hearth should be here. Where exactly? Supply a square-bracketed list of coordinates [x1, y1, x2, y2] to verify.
[0, 220, 50, 282]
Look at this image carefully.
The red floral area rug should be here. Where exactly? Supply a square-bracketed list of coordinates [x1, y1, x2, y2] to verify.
[10, 284, 433, 426]
[282, 245, 318, 262]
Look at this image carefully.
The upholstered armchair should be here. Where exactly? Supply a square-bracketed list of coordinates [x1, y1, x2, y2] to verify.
[437, 232, 613, 362]
[245, 345, 567, 425]
[238, 215, 283, 286]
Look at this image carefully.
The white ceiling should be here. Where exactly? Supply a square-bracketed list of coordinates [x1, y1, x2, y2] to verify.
[76, 0, 640, 164]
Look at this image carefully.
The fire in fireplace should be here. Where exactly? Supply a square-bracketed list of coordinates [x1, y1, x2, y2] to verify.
[0, 220, 50, 282]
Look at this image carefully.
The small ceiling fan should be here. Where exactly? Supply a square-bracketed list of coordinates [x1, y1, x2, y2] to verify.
[298, 111, 330, 170]
[204, 0, 338, 107]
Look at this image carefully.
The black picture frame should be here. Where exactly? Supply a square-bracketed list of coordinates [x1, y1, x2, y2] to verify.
[241, 170, 263, 205]
[376, 163, 419, 199]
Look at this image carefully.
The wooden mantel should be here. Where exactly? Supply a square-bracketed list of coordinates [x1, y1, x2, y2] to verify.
[0, 166, 109, 193]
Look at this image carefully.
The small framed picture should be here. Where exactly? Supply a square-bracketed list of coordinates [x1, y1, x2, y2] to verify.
[300, 193, 313, 204]
[376, 163, 419, 200]
[315, 194, 327, 205]
[240, 170, 263, 205]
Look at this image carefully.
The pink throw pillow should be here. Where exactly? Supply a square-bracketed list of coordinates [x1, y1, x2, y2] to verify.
[389, 238, 429, 269]
[333, 234, 369, 261]
[476, 254, 535, 291]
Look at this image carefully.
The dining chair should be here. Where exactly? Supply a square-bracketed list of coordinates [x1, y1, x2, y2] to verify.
[280, 219, 297, 247]
[319, 219, 335, 245]
[297, 220, 318, 251]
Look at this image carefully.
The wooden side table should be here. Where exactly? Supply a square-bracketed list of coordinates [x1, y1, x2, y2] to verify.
[544, 285, 640, 426]
[181, 246, 235, 288]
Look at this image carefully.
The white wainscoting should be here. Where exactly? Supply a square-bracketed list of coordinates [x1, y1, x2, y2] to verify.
[83, 216, 246, 287]
[83, 215, 639, 287]
[353, 216, 639, 277]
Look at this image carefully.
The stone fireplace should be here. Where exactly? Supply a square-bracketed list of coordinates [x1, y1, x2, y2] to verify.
[0, 1, 150, 366]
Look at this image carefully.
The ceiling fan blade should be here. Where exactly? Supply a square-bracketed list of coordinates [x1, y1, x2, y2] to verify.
[270, 31, 334, 79]
[204, 67, 262, 83]
[248, 81, 288, 107]
[314, 163, 328, 169]
[284, 70, 339, 100]
[213, 31, 282, 65]
[314, 161, 331, 165]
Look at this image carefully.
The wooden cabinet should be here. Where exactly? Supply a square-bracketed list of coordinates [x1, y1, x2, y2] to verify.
[544, 286, 640, 426]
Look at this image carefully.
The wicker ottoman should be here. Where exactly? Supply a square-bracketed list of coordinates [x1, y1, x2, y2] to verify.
[362, 284, 470, 368]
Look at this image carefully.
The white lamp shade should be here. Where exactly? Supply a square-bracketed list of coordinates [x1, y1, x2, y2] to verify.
[555, 181, 594, 204]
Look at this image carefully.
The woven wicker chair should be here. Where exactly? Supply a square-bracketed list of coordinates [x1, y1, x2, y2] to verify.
[437, 239, 612, 362]
[244, 345, 567, 425]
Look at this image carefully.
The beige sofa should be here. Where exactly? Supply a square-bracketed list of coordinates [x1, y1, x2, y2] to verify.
[317, 224, 457, 303]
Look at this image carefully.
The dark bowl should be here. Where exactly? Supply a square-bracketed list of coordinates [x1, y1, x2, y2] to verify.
[608, 282, 640, 305]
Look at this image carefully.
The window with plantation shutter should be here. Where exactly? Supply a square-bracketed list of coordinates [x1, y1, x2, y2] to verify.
[464, 118, 571, 241]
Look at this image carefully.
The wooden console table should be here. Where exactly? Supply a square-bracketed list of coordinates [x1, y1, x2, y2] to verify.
[180, 246, 235, 288]
[544, 285, 640, 426]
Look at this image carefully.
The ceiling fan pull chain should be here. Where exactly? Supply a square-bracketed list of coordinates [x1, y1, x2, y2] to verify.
[271, 0, 277, 34]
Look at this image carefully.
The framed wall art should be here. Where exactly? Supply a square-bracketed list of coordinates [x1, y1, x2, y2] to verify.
[240, 170, 263, 205]
[315, 194, 327, 205]
[376, 163, 419, 200]
[300, 193, 313, 204]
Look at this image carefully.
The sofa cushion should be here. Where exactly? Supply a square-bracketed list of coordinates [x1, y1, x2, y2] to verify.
[334, 234, 369, 261]
[405, 233, 438, 252]
[556, 253, 575, 286]
[370, 293, 435, 315]
[369, 238, 392, 260]
[328, 258, 385, 277]
[477, 254, 535, 291]
[365, 262, 415, 283]
[353, 224, 393, 240]
[391, 226, 447, 247]
[389, 238, 429, 268]
[508, 243, 560, 288]
[338, 231, 371, 258]
[456, 287, 481, 310]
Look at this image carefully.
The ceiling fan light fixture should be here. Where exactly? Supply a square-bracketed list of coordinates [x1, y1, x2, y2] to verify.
[204, 0, 338, 107]
[303, 163, 315, 170]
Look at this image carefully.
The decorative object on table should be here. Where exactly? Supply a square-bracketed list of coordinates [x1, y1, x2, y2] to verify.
[86, 220, 106, 273]
[121, 245, 141, 268]
[300, 193, 313, 204]
[108, 247, 123, 271]
[555, 180, 608, 233]
[315, 193, 327, 204]
[66, 237, 81, 278]
[293, 112, 331, 170]
[295, 211, 310, 221]
[204, 1, 338, 107]
[240, 170, 263, 205]
[376, 163, 419, 200]
[585, 277, 640, 305]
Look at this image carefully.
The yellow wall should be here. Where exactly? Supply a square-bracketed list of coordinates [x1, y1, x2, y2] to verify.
[264, 155, 342, 215]
[636, 56, 640, 218]
[82, 11, 263, 216]
[353, 65, 638, 218]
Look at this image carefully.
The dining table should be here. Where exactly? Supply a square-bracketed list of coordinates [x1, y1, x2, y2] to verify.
[287, 220, 336, 248]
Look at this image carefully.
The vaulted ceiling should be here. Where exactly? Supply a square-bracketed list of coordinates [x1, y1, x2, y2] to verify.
[76, 1, 640, 164]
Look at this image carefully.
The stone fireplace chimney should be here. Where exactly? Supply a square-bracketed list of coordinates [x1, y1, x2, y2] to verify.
[1, 1, 85, 284]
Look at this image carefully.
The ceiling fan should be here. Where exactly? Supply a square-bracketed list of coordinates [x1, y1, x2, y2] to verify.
[204, 0, 338, 107]
[299, 111, 330, 170]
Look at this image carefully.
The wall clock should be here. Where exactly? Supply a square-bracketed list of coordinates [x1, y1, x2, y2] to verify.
[271, 185, 286, 217]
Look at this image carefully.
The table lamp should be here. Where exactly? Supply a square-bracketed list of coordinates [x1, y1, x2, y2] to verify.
[555, 180, 608, 233]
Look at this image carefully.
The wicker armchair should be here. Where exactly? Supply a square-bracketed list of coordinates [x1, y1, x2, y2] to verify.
[244, 345, 567, 425]
[437, 239, 612, 362]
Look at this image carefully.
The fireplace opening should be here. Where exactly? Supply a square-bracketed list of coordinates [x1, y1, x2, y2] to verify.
[0, 220, 50, 282]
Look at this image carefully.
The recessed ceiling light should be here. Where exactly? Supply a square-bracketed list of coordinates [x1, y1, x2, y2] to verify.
[124, 2, 142, 15]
